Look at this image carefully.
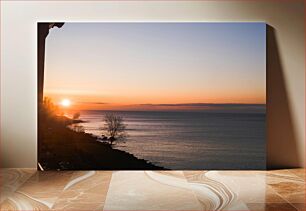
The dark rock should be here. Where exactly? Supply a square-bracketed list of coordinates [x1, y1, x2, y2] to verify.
[108, 136, 116, 141]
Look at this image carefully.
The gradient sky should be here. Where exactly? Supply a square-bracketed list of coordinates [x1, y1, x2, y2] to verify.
[44, 22, 266, 110]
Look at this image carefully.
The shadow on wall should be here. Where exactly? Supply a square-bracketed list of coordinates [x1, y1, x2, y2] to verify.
[267, 25, 299, 169]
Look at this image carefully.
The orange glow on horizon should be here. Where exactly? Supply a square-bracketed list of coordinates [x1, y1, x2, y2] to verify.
[44, 23, 266, 112]
[44, 91, 266, 111]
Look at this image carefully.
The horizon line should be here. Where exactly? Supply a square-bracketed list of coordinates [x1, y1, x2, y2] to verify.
[75, 102, 266, 106]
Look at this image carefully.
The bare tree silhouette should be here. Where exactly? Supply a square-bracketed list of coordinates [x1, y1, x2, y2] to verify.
[102, 113, 127, 145]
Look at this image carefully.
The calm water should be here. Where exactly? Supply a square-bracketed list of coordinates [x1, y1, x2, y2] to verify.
[74, 107, 266, 170]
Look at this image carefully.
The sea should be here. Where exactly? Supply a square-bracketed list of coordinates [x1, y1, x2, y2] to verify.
[72, 105, 266, 170]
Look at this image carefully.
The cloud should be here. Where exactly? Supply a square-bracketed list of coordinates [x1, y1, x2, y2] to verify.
[78, 102, 108, 105]
[139, 103, 265, 107]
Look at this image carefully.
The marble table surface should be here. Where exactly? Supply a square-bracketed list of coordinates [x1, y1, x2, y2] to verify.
[0, 168, 304, 210]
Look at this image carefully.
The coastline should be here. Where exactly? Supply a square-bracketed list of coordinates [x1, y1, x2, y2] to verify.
[39, 115, 165, 170]
[77, 109, 266, 170]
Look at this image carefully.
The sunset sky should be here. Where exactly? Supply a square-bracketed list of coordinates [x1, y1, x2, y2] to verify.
[44, 22, 266, 111]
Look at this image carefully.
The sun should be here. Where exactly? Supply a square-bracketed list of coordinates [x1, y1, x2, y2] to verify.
[60, 99, 71, 107]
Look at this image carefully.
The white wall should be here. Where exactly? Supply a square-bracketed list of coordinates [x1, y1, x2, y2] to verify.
[1, 1, 304, 168]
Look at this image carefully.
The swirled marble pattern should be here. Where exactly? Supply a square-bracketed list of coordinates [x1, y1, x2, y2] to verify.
[0, 169, 304, 210]
[0, 170, 112, 210]
[0, 169, 36, 204]
[52, 171, 112, 210]
[104, 171, 203, 210]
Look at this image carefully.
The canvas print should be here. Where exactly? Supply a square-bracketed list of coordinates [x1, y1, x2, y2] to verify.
[38, 22, 266, 170]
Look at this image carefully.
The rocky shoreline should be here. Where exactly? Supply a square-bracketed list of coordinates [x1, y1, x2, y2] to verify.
[39, 115, 165, 170]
